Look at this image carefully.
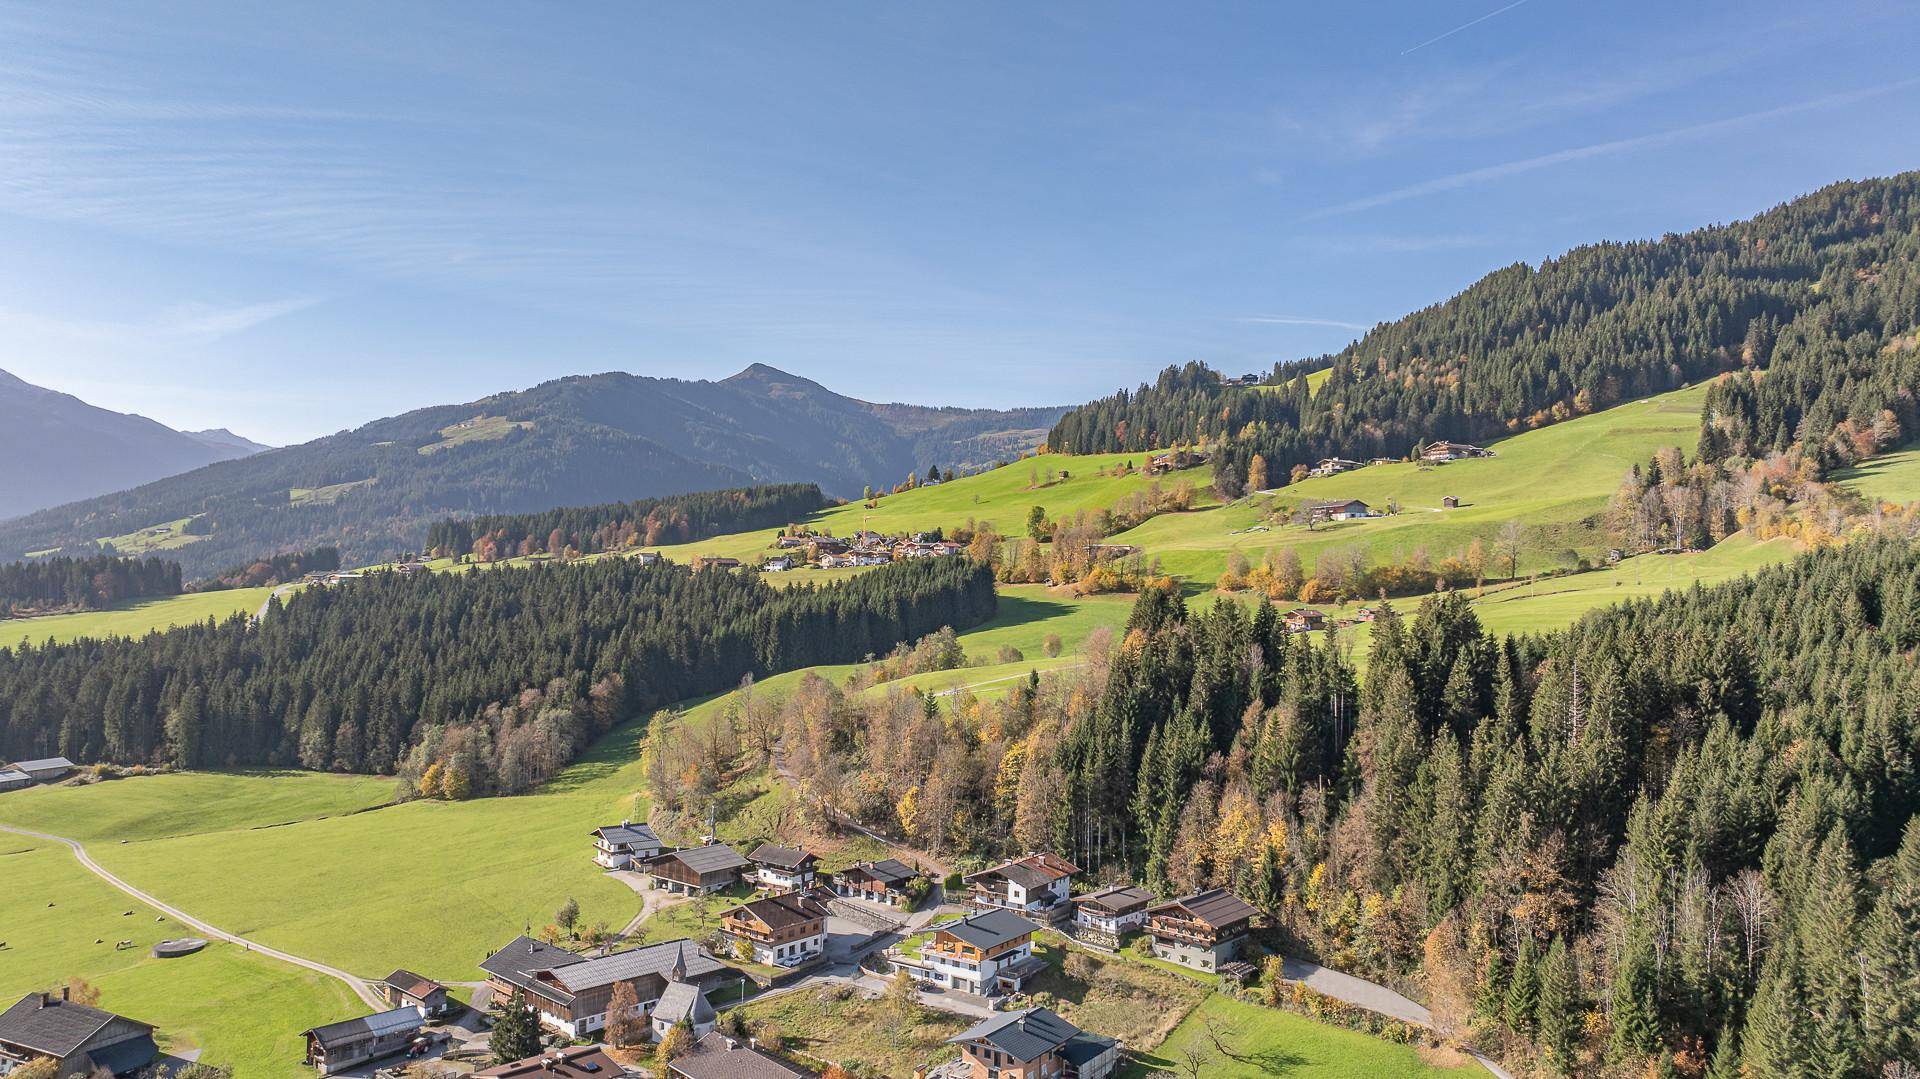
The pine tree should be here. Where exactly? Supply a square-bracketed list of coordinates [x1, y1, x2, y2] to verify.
[1535, 936, 1578, 1073]
[1505, 935, 1539, 1037]
[490, 989, 543, 1063]
[1861, 817, 1920, 1069]
[1608, 934, 1660, 1067]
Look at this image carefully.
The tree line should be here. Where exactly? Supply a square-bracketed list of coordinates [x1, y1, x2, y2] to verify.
[0, 554, 181, 617]
[192, 547, 341, 591]
[423, 483, 829, 561]
[1047, 174, 1920, 500]
[0, 555, 996, 794]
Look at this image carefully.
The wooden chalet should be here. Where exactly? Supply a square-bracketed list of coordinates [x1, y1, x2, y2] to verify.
[591, 820, 663, 870]
[644, 843, 748, 895]
[1421, 440, 1493, 463]
[894, 909, 1046, 998]
[721, 891, 831, 967]
[746, 843, 818, 892]
[478, 935, 728, 1041]
[690, 555, 742, 572]
[475, 1045, 625, 1077]
[1070, 884, 1156, 949]
[1282, 608, 1326, 633]
[301, 1007, 425, 1075]
[381, 968, 452, 1017]
[1146, 888, 1258, 972]
[945, 1006, 1120, 1079]
[669, 1031, 817, 1079]
[829, 857, 922, 908]
[964, 852, 1079, 923]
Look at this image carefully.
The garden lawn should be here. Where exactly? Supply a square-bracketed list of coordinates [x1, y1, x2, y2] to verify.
[0, 586, 274, 649]
[0, 839, 363, 1078]
[1124, 994, 1477, 1078]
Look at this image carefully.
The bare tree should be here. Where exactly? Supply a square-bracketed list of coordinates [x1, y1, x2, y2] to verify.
[1495, 520, 1525, 579]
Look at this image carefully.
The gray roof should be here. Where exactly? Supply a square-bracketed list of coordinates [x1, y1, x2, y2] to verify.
[967, 853, 1075, 891]
[652, 843, 748, 875]
[592, 822, 660, 847]
[747, 843, 816, 870]
[13, 757, 73, 773]
[672, 1031, 816, 1079]
[1150, 887, 1257, 928]
[0, 994, 151, 1058]
[947, 1007, 1086, 1062]
[1074, 885, 1156, 914]
[1061, 1030, 1121, 1065]
[548, 938, 722, 995]
[0, 769, 29, 784]
[652, 980, 715, 1028]
[938, 909, 1040, 951]
[302, 1007, 422, 1049]
[845, 857, 917, 886]
[479, 934, 586, 993]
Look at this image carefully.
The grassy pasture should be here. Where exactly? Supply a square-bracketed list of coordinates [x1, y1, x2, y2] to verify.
[0, 586, 274, 650]
[418, 414, 533, 454]
[289, 477, 375, 505]
[1124, 993, 1474, 1078]
[1836, 441, 1920, 504]
[95, 515, 207, 555]
[0, 839, 362, 1078]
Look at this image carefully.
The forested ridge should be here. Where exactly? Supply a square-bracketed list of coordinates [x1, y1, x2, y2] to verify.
[423, 483, 829, 561]
[0, 555, 995, 795]
[0, 554, 181, 617]
[1048, 173, 1920, 497]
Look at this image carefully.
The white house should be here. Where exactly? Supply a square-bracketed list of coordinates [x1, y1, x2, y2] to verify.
[590, 821, 664, 870]
[746, 843, 818, 892]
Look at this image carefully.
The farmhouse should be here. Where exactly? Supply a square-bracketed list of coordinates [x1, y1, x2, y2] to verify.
[944, 1006, 1121, 1079]
[818, 552, 857, 568]
[590, 820, 664, 870]
[380, 969, 452, 1018]
[475, 1044, 625, 1077]
[301, 1006, 425, 1075]
[644, 843, 748, 895]
[690, 555, 741, 573]
[12, 757, 74, 783]
[1146, 888, 1258, 972]
[478, 935, 728, 1040]
[669, 1031, 817, 1079]
[894, 909, 1045, 998]
[1070, 884, 1156, 949]
[0, 769, 30, 792]
[746, 843, 818, 892]
[1421, 440, 1493, 462]
[829, 858, 922, 908]
[1282, 608, 1325, 633]
[635, 551, 663, 565]
[1304, 498, 1373, 523]
[964, 852, 1079, 922]
[0, 992, 156, 1077]
[723, 891, 830, 968]
[1310, 457, 1363, 477]
[762, 555, 796, 572]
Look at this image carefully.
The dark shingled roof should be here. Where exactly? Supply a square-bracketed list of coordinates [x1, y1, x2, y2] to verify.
[747, 843, 817, 871]
[671, 1031, 817, 1079]
[947, 1006, 1088, 1063]
[0, 994, 151, 1058]
[966, 852, 1078, 892]
[383, 969, 444, 999]
[651, 843, 748, 875]
[726, 892, 830, 932]
[479, 934, 586, 994]
[937, 909, 1040, 951]
[1073, 885, 1156, 914]
[475, 1044, 625, 1077]
[844, 857, 917, 887]
[1150, 887, 1258, 928]
[592, 822, 660, 847]
[302, 1007, 422, 1050]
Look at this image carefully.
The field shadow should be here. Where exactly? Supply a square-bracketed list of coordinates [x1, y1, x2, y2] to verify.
[983, 590, 1080, 631]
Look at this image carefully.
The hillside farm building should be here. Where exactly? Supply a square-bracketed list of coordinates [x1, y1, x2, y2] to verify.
[644, 843, 748, 895]
[301, 1006, 425, 1075]
[591, 821, 664, 870]
[0, 992, 156, 1077]
[478, 935, 728, 1041]
[1421, 440, 1493, 462]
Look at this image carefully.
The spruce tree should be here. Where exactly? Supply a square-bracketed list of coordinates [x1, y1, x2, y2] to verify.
[1861, 817, 1920, 1069]
[1504, 935, 1539, 1037]
[1535, 936, 1578, 1073]
[1608, 935, 1660, 1067]
[490, 989, 543, 1063]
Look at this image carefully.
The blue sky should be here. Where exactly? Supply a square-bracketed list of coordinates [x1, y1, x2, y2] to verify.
[0, 1, 1915, 445]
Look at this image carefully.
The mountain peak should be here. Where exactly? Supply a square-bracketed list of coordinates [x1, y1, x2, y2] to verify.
[723, 362, 803, 383]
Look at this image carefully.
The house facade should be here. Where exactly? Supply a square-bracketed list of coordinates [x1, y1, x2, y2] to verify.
[0, 993, 156, 1078]
[829, 858, 921, 908]
[12, 757, 74, 783]
[894, 910, 1045, 998]
[301, 1007, 424, 1075]
[1070, 885, 1155, 949]
[479, 936, 728, 1041]
[381, 969, 451, 1018]
[591, 821, 664, 869]
[944, 1006, 1120, 1079]
[1421, 440, 1493, 462]
[721, 892, 830, 968]
[644, 843, 747, 895]
[964, 852, 1078, 923]
[746, 843, 818, 892]
[1146, 888, 1257, 972]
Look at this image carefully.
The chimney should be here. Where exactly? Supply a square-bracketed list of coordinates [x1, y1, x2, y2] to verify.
[39, 992, 50, 1006]
[61, 986, 69, 1001]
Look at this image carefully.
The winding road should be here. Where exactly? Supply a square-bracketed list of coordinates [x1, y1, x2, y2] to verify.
[1, 822, 386, 1010]
[252, 582, 301, 622]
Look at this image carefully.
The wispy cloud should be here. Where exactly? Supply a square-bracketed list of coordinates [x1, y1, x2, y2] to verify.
[1402, 0, 1534, 55]
[0, 296, 323, 350]
[1241, 315, 1371, 330]
[1304, 76, 1920, 220]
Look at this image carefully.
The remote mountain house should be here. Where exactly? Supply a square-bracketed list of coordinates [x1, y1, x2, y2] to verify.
[721, 891, 831, 968]
[591, 821, 664, 870]
[478, 936, 728, 1040]
[964, 852, 1079, 923]
[892, 909, 1045, 998]
[1421, 440, 1493, 463]
[1146, 888, 1258, 972]
[0, 992, 156, 1077]
[1070, 884, 1156, 949]
[1303, 498, 1374, 523]
[944, 1006, 1121, 1079]
[746, 843, 818, 892]
[301, 1007, 426, 1075]
[644, 843, 748, 895]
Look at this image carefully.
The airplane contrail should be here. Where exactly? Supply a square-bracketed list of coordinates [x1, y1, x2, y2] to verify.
[1402, 0, 1533, 55]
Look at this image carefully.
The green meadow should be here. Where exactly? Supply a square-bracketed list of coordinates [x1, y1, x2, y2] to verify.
[1124, 994, 1475, 1078]
[0, 838, 362, 1078]
[0, 586, 274, 649]
[1836, 440, 1920, 505]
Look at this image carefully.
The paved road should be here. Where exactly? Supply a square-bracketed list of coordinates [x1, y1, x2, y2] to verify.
[253, 582, 301, 622]
[1278, 956, 1513, 1078]
[0, 822, 386, 1010]
[608, 869, 689, 939]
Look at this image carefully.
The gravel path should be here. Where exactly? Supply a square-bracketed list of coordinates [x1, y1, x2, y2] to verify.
[1, 822, 386, 1010]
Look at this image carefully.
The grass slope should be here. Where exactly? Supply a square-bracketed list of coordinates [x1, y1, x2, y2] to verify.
[0, 587, 274, 650]
[1125, 994, 1474, 1078]
[1836, 440, 1920, 504]
[0, 838, 362, 1077]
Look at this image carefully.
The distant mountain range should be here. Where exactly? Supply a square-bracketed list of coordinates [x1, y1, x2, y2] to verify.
[0, 364, 1065, 576]
[0, 368, 270, 521]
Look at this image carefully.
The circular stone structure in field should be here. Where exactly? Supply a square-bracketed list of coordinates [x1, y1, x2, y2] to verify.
[151, 938, 207, 958]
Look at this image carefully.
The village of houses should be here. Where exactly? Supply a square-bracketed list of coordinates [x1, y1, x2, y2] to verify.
[4, 752, 1276, 1079]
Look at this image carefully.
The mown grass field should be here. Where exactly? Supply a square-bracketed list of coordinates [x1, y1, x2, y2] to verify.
[1124, 994, 1476, 1078]
[1836, 440, 1920, 504]
[0, 838, 363, 1078]
[94, 515, 208, 555]
[0, 586, 274, 649]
